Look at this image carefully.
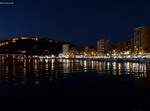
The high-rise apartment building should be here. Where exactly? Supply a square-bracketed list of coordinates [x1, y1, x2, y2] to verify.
[62, 44, 70, 54]
[97, 39, 111, 53]
[134, 26, 150, 53]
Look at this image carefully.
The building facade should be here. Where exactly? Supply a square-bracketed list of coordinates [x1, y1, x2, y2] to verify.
[97, 39, 111, 54]
[62, 44, 70, 54]
[85, 46, 96, 53]
[134, 26, 150, 53]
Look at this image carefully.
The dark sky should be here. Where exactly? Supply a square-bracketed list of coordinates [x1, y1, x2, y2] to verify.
[0, 0, 150, 46]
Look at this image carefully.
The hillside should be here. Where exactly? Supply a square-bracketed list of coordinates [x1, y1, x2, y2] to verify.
[0, 37, 70, 55]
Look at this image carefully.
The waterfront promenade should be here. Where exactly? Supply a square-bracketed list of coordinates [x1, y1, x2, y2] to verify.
[0, 53, 150, 63]
[58, 54, 150, 62]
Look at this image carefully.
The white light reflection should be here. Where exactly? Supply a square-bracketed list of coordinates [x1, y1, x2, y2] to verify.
[45, 59, 49, 70]
[0, 58, 149, 86]
[118, 63, 121, 75]
[84, 60, 87, 72]
[63, 59, 70, 73]
[107, 62, 111, 70]
[51, 59, 55, 71]
[23, 59, 27, 75]
[91, 61, 94, 69]
[123, 62, 130, 74]
[112, 62, 117, 75]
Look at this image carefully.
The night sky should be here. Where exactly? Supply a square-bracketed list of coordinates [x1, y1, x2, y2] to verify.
[0, 0, 150, 46]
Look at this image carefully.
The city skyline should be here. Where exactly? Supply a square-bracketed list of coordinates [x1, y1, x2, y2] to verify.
[0, 25, 149, 47]
[1, 0, 150, 46]
[1, 1, 150, 110]
[0, 25, 150, 56]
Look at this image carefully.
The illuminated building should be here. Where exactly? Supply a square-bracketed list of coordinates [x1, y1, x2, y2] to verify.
[0, 41, 9, 46]
[31, 37, 40, 41]
[97, 39, 111, 54]
[126, 38, 134, 52]
[115, 41, 126, 52]
[21, 37, 29, 39]
[85, 46, 96, 53]
[85, 46, 92, 53]
[62, 44, 70, 54]
[134, 26, 150, 53]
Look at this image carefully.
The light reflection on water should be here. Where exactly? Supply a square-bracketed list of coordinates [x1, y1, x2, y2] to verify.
[0, 59, 149, 86]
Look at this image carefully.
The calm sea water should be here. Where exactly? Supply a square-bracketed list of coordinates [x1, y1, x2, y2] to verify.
[0, 59, 150, 111]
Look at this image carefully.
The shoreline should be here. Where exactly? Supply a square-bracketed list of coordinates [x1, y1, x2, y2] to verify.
[0, 57, 150, 63]
[0, 53, 150, 63]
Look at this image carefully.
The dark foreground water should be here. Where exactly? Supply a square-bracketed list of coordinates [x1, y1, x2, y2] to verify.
[0, 59, 150, 111]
